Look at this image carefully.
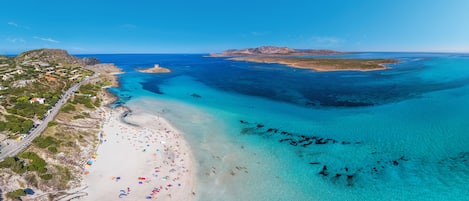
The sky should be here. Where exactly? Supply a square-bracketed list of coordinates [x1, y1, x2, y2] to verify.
[1, 0, 469, 54]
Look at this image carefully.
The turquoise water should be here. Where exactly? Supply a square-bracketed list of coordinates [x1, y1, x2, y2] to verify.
[83, 53, 469, 200]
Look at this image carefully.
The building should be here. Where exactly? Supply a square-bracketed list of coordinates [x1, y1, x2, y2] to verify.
[30, 97, 46, 104]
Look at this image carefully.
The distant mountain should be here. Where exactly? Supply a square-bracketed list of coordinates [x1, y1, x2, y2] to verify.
[209, 46, 343, 57]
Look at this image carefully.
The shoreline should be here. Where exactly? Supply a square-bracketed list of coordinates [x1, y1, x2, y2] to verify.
[74, 64, 196, 200]
[77, 106, 196, 201]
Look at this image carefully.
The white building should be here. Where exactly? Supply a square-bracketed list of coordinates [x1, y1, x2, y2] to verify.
[30, 98, 46, 104]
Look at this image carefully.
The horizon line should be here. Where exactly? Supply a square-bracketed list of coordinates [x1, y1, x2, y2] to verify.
[74, 50, 469, 55]
[3, 49, 469, 56]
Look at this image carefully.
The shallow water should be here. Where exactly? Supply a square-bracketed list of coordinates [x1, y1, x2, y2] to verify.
[82, 53, 469, 201]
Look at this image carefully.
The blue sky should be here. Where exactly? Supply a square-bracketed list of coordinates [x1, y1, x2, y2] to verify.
[1, 0, 469, 54]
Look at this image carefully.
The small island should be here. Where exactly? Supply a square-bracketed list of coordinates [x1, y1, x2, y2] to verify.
[137, 64, 171, 73]
[229, 57, 397, 72]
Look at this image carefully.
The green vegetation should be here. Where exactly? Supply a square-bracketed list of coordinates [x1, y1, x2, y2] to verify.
[81, 112, 91, 118]
[66, 83, 103, 109]
[0, 115, 33, 133]
[79, 83, 100, 96]
[47, 121, 58, 127]
[19, 152, 48, 173]
[73, 114, 85, 119]
[48, 146, 58, 153]
[1, 49, 110, 192]
[33, 136, 60, 149]
[101, 80, 112, 86]
[61, 103, 76, 112]
[0, 49, 94, 136]
[93, 97, 101, 107]
[0, 152, 47, 174]
[0, 157, 26, 174]
[7, 101, 48, 119]
[40, 173, 53, 180]
[6, 189, 26, 199]
[72, 95, 95, 108]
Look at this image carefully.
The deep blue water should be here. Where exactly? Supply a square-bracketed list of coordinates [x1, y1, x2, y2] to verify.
[78, 53, 469, 201]
[83, 53, 469, 108]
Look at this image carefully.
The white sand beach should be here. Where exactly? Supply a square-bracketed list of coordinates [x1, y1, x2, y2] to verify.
[79, 107, 195, 200]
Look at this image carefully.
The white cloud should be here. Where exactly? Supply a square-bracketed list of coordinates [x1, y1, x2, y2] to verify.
[33, 36, 60, 43]
[7, 22, 18, 27]
[6, 37, 25, 43]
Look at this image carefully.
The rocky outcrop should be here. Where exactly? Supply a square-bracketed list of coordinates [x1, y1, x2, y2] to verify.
[82, 57, 100, 66]
[210, 46, 343, 57]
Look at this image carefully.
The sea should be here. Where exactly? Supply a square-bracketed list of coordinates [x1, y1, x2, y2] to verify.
[79, 52, 469, 201]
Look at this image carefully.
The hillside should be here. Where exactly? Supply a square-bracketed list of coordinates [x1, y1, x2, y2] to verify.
[0, 49, 95, 137]
[209, 46, 343, 57]
[0, 49, 122, 200]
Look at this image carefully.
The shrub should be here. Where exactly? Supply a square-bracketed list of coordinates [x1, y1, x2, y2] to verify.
[7, 189, 26, 198]
[73, 115, 85, 119]
[61, 103, 76, 112]
[47, 121, 58, 127]
[0, 153, 48, 174]
[82, 112, 91, 118]
[93, 98, 101, 107]
[79, 84, 99, 96]
[33, 136, 58, 149]
[18, 152, 48, 173]
[0, 157, 26, 174]
[48, 146, 58, 153]
[73, 96, 95, 108]
[84, 102, 94, 108]
[40, 174, 53, 180]
[0, 116, 33, 133]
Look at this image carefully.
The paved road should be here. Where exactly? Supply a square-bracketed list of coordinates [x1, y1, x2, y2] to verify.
[0, 73, 99, 161]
